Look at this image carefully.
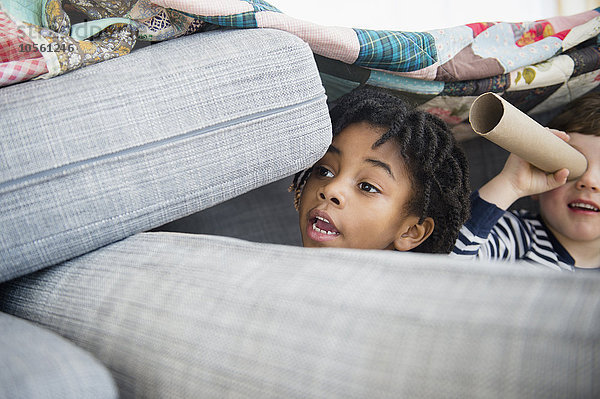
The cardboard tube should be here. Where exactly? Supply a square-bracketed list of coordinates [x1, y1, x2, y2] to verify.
[469, 92, 588, 180]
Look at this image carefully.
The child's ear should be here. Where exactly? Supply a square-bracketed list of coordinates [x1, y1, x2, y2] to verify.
[393, 217, 435, 251]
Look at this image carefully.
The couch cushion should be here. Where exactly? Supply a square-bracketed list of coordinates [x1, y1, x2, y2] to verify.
[156, 174, 303, 246]
[0, 28, 331, 282]
[1, 232, 598, 398]
[0, 312, 117, 399]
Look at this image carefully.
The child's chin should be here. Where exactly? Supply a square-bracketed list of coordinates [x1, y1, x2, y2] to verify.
[302, 237, 341, 248]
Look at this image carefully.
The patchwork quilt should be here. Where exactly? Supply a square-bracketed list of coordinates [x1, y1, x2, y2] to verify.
[2, 0, 600, 126]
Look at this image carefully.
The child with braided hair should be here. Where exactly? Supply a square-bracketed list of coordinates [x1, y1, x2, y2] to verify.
[290, 86, 471, 254]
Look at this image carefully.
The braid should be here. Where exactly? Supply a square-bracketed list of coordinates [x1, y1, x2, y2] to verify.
[289, 169, 311, 210]
[394, 110, 470, 253]
[291, 86, 471, 253]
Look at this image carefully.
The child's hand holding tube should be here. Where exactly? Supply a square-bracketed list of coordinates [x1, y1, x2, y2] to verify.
[469, 92, 588, 209]
[479, 128, 571, 210]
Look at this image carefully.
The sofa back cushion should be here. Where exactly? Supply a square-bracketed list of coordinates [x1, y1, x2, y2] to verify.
[0, 28, 331, 282]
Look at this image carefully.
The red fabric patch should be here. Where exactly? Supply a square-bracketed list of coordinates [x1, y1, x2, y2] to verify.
[551, 29, 570, 41]
[466, 22, 496, 37]
[515, 21, 559, 47]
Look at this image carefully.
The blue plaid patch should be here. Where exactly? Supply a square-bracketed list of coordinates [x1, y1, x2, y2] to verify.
[199, 12, 257, 28]
[241, 0, 281, 13]
[353, 29, 438, 72]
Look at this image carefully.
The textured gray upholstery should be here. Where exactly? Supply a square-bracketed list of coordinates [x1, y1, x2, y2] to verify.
[0, 28, 331, 282]
[156, 175, 303, 246]
[1, 232, 598, 398]
[0, 312, 117, 399]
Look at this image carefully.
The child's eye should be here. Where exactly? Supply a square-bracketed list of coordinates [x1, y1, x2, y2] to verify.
[315, 166, 334, 178]
[359, 182, 380, 193]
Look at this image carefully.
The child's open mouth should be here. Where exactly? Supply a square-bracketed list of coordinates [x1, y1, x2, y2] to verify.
[307, 212, 340, 242]
[568, 200, 599, 214]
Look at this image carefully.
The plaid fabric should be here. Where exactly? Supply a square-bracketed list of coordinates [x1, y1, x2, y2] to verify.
[353, 28, 437, 72]
[0, 10, 48, 87]
[0, 12, 41, 62]
[199, 11, 257, 28]
[0, 59, 48, 86]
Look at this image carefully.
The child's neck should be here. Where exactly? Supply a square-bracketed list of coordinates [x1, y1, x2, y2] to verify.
[546, 224, 600, 269]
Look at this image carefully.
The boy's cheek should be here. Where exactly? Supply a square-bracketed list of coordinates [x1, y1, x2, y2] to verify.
[537, 184, 572, 215]
[537, 182, 570, 202]
[537, 191, 557, 210]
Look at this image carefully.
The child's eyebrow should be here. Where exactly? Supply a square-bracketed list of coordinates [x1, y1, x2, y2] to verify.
[327, 145, 341, 154]
[365, 159, 395, 180]
[328, 145, 395, 179]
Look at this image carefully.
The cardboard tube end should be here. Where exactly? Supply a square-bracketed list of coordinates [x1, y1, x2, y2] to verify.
[467, 92, 590, 179]
[470, 92, 504, 135]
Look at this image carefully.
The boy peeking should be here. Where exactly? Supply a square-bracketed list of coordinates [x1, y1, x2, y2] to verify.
[453, 93, 600, 270]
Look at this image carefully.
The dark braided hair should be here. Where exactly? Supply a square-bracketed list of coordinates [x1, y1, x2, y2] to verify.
[291, 86, 470, 254]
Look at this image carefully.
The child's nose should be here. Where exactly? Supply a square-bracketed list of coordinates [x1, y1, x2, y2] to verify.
[319, 182, 345, 207]
[319, 192, 340, 205]
[576, 166, 599, 192]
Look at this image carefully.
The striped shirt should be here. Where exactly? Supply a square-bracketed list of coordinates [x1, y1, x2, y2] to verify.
[452, 191, 575, 271]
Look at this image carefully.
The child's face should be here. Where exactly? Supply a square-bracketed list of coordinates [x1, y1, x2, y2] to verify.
[298, 121, 433, 250]
[538, 133, 600, 244]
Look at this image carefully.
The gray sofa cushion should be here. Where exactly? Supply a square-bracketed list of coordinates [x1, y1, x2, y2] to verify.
[1, 232, 598, 398]
[0, 312, 117, 399]
[0, 28, 331, 282]
[156, 174, 303, 246]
